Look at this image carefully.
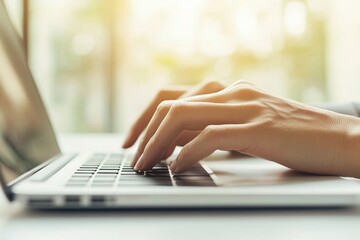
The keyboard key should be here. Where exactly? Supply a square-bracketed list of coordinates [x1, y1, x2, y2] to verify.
[74, 172, 94, 175]
[121, 168, 136, 172]
[76, 169, 96, 172]
[145, 169, 169, 173]
[97, 172, 119, 175]
[66, 153, 214, 188]
[144, 172, 170, 177]
[120, 172, 138, 175]
[79, 167, 98, 170]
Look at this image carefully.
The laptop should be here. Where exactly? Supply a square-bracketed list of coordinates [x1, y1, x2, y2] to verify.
[1, 1, 360, 209]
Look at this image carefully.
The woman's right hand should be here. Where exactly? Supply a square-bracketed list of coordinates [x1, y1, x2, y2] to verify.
[129, 80, 360, 177]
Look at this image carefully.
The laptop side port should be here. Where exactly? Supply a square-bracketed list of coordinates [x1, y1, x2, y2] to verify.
[91, 196, 106, 206]
[28, 197, 53, 208]
[65, 195, 80, 206]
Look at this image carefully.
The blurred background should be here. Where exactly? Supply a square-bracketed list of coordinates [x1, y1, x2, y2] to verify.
[3, 0, 360, 133]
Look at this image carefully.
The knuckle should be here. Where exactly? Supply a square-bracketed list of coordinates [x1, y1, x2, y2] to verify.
[156, 89, 174, 100]
[202, 81, 223, 92]
[200, 125, 227, 149]
[232, 85, 259, 99]
[237, 85, 254, 93]
[156, 100, 174, 114]
[202, 125, 219, 138]
[155, 90, 165, 99]
[168, 101, 186, 117]
[180, 145, 190, 157]
[154, 90, 169, 103]
[234, 79, 251, 86]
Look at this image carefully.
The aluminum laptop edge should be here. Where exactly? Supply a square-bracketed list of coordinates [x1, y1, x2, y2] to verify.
[0, 0, 360, 209]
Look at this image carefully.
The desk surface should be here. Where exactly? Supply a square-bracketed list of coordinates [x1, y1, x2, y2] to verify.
[1, 134, 360, 240]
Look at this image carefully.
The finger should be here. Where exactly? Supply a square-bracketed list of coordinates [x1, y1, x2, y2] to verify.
[131, 91, 229, 166]
[134, 102, 259, 171]
[170, 124, 253, 173]
[175, 131, 200, 146]
[130, 100, 174, 166]
[161, 131, 200, 160]
[162, 144, 176, 160]
[122, 89, 185, 148]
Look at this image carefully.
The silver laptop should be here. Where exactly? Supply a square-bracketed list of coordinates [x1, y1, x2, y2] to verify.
[1, 1, 359, 209]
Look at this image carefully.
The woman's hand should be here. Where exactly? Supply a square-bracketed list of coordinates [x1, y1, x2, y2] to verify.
[126, 80, 360, 178]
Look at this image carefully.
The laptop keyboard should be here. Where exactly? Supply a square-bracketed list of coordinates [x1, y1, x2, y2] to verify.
[66, 153, 216, 187]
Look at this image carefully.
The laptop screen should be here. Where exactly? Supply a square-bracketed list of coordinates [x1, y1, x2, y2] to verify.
[0, 1, 60, 189]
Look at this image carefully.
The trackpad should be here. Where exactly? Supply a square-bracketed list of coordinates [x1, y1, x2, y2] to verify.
[204, 152, 358, 190]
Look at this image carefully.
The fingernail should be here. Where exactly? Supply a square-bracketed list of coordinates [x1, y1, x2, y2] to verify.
[170, 159, 178, 172]
[134, 163, 140, 171]
[134, 155, 144, 171]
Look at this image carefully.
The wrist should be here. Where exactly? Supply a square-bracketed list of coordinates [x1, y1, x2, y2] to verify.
[338, 115, 360, 178]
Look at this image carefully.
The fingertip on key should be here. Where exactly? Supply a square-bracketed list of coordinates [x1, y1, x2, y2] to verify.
[134, 163, 140, 171]
[170, 161, 179, 173]
[134, 156, 144, 171]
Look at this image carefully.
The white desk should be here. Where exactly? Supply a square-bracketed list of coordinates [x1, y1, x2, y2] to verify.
[1, 134, 360, 240]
